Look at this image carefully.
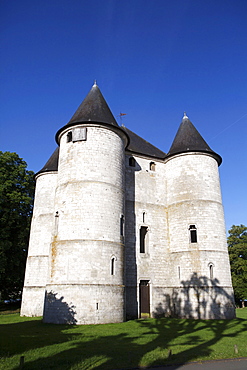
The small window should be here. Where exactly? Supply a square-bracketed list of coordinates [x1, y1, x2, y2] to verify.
[209, 263, 214, 279]
[54, 211, 59, 234]
[67, 131, 72, 142]
[150, 162, 156, 171]
[142, 212, 145, 223]
[129, 157, 135, 167]
[120, 215, 124, 236]
[140, 226, 148, 253]
[111, 257, 116, 275]
[178, 266, 181, 279]
[189, 225, 197, 243]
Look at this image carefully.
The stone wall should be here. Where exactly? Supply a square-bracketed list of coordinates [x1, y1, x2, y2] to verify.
[43, 124, 126, 324]
[21, 135, 235, 322]
[21, 172, 57, 317]
[124, 151, 235, 320]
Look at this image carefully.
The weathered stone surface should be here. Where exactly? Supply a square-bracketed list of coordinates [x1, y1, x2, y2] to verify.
[21, 92, 235, 323]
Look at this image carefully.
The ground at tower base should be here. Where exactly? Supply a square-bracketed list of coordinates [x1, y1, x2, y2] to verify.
[1, 308, 247, 369]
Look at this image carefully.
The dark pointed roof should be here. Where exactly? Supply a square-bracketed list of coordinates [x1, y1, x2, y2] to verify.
[123, 127, 166, 159]
[167, 115, 222, 165]
[68, 83, 118, 126]
[36, 147, 59, 176]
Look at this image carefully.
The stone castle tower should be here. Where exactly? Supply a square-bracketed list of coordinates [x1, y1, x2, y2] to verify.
[21, 83, 235, 324]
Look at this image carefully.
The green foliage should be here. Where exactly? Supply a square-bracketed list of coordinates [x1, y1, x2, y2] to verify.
[228, 224, 247, 304]
[0, 310, 247, 369]
[0, 152, 35, 300]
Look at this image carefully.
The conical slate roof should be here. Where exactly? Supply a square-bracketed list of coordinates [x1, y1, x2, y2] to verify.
[167, 115, 222, 165]
[68, 83, 118, 126]
[36, 147, 59, 175]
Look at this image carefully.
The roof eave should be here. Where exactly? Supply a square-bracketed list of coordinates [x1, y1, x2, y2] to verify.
[165, 149, 222, 166]
[55, 121, 129, 147]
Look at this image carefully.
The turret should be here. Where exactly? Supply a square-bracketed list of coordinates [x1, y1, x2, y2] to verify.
[43, 83, 129, 324]
[21, 88, 235, 323]
[21, 148, 59, 316]
[165, 114, 235, 319]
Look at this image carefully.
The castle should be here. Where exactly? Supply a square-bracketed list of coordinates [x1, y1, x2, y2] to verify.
[21, 83, 235, 324]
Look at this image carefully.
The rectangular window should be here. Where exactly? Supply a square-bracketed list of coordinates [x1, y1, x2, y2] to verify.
[190, 230, 197, 243]
[111, 258, 115, 275]
[67, 131, 72, 142]
[189, 225, 197, 243]
[120, 215, 124, 236]
[140, 226, 148, 253]
[129, 157, 135, 167]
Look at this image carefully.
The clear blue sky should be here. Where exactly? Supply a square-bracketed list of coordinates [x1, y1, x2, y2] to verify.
[0, 0, 246, 231]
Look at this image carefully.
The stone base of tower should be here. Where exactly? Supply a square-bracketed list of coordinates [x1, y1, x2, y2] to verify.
[43, 284, 125, 325]
[152, 286, 236, 320]
[20, 286, 46, 317]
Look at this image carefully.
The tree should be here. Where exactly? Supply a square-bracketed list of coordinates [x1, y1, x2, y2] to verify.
[0, 152, 35, 301]
[227, 224, 247, 307]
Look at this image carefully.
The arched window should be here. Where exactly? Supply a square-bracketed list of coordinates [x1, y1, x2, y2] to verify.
[189, 225, 197, 243]
[209, 263, 214, 279]
[111, 256, 116, 275]
[150, 162, 156, 171]
[120, 215, 124, 237]
[140, 226, 148, 253]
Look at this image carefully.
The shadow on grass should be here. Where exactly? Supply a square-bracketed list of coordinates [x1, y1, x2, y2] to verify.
[1, 314, 246, 369]
[1, 318, 247, 370]
[0, 275, 245, 370]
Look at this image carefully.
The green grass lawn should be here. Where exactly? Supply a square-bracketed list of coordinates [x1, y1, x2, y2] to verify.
[1, 309, 247, 370]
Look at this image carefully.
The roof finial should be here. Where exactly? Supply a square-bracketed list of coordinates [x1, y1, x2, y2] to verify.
[183, 112, 189, 120]
[93, 80, 97, 86]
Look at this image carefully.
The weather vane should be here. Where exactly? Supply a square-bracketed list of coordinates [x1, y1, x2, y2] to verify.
[117, 112, 127, 126]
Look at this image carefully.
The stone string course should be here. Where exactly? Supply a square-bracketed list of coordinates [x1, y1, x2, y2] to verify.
[21, 124, 235, 323]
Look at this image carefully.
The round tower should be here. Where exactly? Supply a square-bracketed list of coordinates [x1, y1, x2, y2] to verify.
[165, 114, 235, 319]
[43, 83, 129, 324]
[21, 148, 59, 316]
